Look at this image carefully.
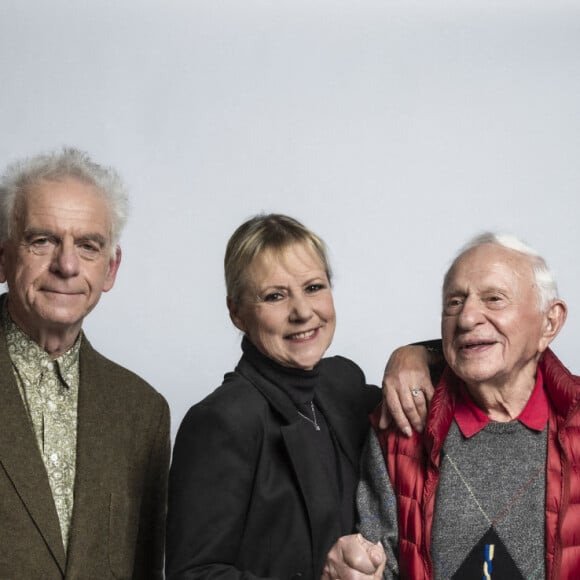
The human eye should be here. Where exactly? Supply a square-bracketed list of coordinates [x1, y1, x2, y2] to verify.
[443, 296, 463, 314]
[26, 234, 56, 255]
[485, 293, 506, 308]
[30, 234, 53, 246]
[32, 237, 50, 247]
[79, 242, 100, 254]
[262, 291, 285, 303]
[305, 281, 327, 293]
[77, 237, 106, 259]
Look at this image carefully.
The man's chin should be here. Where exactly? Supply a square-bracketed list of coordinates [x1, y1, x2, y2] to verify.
[35, 306, 87, 330]
[453, 361, 500, 385]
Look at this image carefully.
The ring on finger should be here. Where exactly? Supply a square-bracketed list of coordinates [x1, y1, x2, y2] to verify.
[411, 387, 422, 398]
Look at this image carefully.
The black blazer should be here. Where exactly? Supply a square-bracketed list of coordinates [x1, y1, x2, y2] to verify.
[166, 353, 380, 580]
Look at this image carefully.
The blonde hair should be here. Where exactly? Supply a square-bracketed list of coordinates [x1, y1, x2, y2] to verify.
[225, 214, 332, 303]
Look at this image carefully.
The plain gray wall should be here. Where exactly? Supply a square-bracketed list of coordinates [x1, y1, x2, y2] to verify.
[1, 0, 579, 437]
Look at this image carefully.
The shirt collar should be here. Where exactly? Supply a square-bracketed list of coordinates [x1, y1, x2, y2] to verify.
[454, 367, 548, 438]
[1, 302, 81, 389]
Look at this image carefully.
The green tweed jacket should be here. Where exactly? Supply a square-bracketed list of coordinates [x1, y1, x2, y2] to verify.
[0, 300, 170, 579]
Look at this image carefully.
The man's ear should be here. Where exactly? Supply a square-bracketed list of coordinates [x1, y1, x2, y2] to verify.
[103, 246, 122, 293]
[539, 299, 567, 352]
[0, 242, 8, 284]
[227, 297, 246, 332]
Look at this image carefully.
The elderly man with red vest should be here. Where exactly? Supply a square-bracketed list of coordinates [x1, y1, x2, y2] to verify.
[323, 233, 580, 580]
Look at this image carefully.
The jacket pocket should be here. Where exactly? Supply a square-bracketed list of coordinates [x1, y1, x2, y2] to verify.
[108, 492, 142, 580]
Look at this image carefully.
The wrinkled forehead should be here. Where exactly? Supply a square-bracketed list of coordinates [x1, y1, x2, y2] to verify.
[443, 243, 536, 293]
[14, 177, 113, 234]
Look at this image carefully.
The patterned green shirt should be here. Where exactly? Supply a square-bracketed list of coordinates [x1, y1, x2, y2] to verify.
[2, 305, 80, 552]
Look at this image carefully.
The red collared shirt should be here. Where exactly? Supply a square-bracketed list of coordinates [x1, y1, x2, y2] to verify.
[454, 368, 548, 438]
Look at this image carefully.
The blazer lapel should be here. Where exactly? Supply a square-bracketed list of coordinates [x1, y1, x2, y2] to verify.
[0, 329, 66, 573]
[65, 337, 111, 570]
[237, 358, 339, 575]
[316, 381, 361, 470]
[281, 421, 341, 575]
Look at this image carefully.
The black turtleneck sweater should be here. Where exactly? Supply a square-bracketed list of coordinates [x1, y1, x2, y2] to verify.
[241, 337, 356, 534]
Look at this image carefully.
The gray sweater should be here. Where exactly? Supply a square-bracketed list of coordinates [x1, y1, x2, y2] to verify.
[358, 420, 547, 579]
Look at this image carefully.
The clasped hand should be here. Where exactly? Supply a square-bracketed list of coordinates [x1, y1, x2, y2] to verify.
[322, 534, 386, 580]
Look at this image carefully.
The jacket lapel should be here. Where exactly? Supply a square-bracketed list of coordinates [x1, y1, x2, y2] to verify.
[0, 326, 66, 573]
[315, 384, 360, 470]
[237, 358, 339, 575]
[65, 337, 111, 571]
[281, 421, 340, 575]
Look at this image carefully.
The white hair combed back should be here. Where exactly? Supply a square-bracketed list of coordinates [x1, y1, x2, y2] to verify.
[0, 147, 129, 255]
[444, 232, 559, 312]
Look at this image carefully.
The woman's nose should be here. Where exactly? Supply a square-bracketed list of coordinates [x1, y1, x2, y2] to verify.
[288, 295, 313, 322]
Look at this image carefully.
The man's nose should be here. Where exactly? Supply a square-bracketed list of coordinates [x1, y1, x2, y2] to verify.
[457, 296, 484, 329]
[50, 240, 80, 277]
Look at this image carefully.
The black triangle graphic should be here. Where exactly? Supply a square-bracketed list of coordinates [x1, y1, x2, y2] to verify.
[452, 527, 525, 579]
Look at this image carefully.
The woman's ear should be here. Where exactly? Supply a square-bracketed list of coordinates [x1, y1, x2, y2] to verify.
[227, 297, 246, 332]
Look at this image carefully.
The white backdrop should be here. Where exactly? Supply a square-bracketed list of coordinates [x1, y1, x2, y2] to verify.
[1, 0, 579, 437]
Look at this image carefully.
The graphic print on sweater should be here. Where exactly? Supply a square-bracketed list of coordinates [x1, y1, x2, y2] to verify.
[452, 528, 524, 580]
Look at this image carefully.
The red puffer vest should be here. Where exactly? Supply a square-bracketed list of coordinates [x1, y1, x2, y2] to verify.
[371, 348, 580, 580]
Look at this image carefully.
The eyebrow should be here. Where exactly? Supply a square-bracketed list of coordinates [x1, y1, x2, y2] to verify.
[443, 283, 466, 295]
[303, 277, 328, 286]
[23, 228, 108, 246]
[259, 284, 287, 292]
[77, 233, 108, 247]
[261, 276, 326, 289]
[444, 284, 510, 297]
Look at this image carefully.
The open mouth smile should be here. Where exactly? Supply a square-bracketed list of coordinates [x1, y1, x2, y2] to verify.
[458, 339, 497, 352]
[286, 328, 319, 341]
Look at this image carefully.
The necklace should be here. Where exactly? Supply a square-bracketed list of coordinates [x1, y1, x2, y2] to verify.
[297, 401, 320, 431]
